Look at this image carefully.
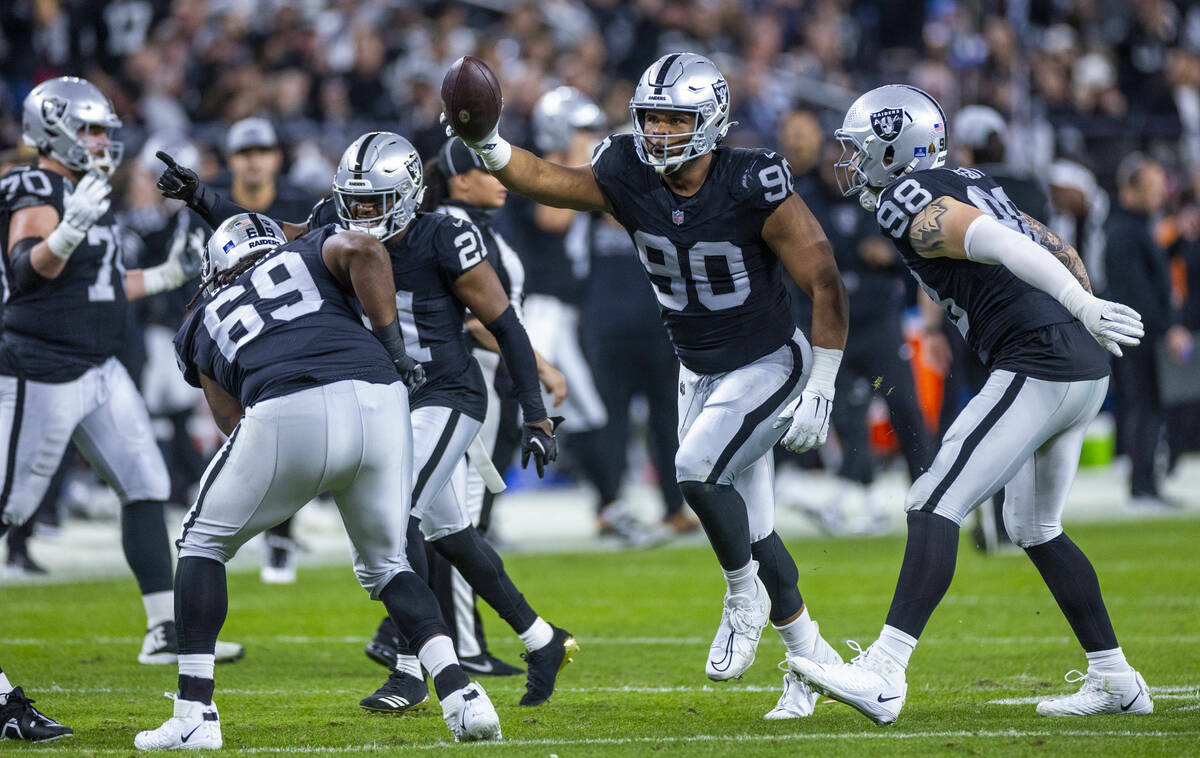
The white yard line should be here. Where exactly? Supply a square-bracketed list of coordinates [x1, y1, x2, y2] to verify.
[34, 729, 1200, 754]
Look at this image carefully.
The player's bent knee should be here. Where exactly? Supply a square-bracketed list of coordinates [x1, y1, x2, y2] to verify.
[1006, 519, 1063, 549]
[177, 543, 233, 566]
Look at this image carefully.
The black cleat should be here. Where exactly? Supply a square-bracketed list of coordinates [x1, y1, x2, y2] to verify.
[460, 653, 524, 677]
[365, 616, 399, 669]
[4, 552, 47, 578]
[519, 626, 579, 706]
[0, 687, 73, 743]
[359, 671, 429, 714]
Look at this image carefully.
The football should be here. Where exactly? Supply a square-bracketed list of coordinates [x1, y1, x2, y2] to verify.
[441, 55, 503, 143]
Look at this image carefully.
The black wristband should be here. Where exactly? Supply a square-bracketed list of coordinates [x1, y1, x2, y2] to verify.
[486, 306, 547, 423]
[371, 318, 408, 363]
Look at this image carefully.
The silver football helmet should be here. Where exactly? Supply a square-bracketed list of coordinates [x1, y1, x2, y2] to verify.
[333, 132, 425, 240]
[203, 212, 286, 286]
[22, 76, 124, 176]
[835, 84, 948, 211]
[630, 53, 733, 173]
[532, 87, 606, 155]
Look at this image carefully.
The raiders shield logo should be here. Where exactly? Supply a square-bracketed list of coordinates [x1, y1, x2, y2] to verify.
[870, 107, 907, 143]
[41, 96, 67, 127]
[712, 80, 729, 107]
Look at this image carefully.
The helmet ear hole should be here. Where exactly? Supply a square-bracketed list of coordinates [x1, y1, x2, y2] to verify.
[882, 145, 895, 167]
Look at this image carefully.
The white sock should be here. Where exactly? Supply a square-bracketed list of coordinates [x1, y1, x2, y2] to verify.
[395, 653, 423, 679]
[178, 653, 215, 681]
[142, 590, 174, 629]
[0, 670, 12, 696]
[417, 635, 458, 679]
[774, 607, 817, 658]
[722, 560, 758, 597]
[875, 625, 918, 670]
[518, 617, 554, 652]
[1086, 647, 1130, 675]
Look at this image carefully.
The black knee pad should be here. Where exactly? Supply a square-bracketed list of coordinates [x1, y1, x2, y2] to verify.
[751, 532, 804, 623]
[379, 571, 449, 651]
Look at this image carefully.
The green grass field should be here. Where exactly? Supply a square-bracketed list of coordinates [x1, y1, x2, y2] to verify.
[3, 516, 1199, 756]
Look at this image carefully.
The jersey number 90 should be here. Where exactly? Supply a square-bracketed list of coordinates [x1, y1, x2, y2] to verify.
[633, 231, 750, 312]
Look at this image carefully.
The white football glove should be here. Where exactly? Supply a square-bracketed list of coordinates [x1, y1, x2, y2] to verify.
[773, 346, 843, 453]
[1062, 290, 1144, 357]
[142, 223, 206, 296]
[439, 112, 512, 171]
[47, 172, 112, 259]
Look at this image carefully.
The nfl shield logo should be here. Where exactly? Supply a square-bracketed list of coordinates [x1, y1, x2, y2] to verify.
[672, 209, 685, 225]
[869, 107, 908, 143]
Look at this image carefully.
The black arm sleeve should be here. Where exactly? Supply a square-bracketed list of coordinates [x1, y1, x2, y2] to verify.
[485, 306, 547, 423]
[192, 183, 250, 229]
[9, 237, 48, 293]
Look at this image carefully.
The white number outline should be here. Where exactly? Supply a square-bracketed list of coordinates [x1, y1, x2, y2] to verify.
[454, 229, 484, 270]
[632, 231, 751, 312]
[86, 225, 122, 302]
[394, 290, 433, 363]
[202, 251, 324, 360]
[0, 170, 52, 199]
[758, 156, 793, 204]
[877, 178, 934, 238]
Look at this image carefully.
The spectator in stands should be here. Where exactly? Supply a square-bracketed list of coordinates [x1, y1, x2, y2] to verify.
[1105, 153, 1193, 508]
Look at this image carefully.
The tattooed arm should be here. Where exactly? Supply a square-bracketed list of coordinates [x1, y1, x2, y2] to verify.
[907, 196, 980, 259]
[1020, 212, 1091, 293]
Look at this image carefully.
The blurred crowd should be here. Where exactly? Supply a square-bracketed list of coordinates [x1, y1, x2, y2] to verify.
[3, 0, 1200, 569]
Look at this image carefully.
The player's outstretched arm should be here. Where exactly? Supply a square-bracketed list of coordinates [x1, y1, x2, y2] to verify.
[910, 196, 1143, 355]
[155, 151, 309, 240]
[766, 194, 849, 454]
[323, 231, 426, 391]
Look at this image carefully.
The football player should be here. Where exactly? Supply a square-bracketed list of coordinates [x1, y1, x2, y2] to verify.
[443, 53, 850, 718]
[136, 213, 501, 749]
[787, 85, 1151, 723]
[157, 133, 579, 710]
[0, 77, 241, 666]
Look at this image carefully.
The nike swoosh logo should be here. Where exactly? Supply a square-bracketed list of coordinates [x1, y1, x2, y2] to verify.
[877, 694, 901, 703]
[181, 723, 203, 743]
[709, 632, 735, 672]
[463, 659, 495, 673]
[1121, 685, 1143, 711]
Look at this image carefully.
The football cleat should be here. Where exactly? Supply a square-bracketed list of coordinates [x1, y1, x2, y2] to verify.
[460, 653, 524, 677]
[706, 573, 769, 681]
[260, 534, 297, 584]
[1036, 668, 1153, 717]
[134, 694, 222, 750]
[441, 682, 501, 742]
[365, 616, 400, 669]
[788, 640, 907, 725]
[0, 687, 73, 743]
[360, 671, 429, 714]
[519, 625, 580, 706]
[764, 626, 843, 719]
[139, 621, 246, 665]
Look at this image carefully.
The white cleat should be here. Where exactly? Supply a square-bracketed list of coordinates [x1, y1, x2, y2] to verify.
[706, 570, 770, 681]
[138, 622, 246, 665]
[788, 640, 907, 725]
[764, 625, 843, 719]
[441, 682, 502, 742]
[1036, 669, 1153, 717]
[134, 694, 222, 750]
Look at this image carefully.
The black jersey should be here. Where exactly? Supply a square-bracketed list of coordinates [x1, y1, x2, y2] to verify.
[876, 166, 1108, 380]
[174, 225, 398, 407]
[311, 200, 488, 420]
[0, 166, 128, 382]
[590, 133, 796, 374]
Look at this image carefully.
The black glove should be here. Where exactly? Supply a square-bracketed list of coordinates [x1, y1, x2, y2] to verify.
[372, 319, 426, 393]
[521, 416, 564, 478]
[156, 151, 237, 228]
[156, 151, 201, 204]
